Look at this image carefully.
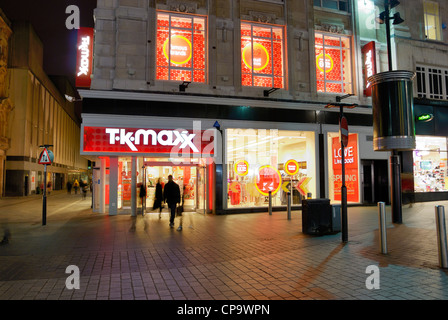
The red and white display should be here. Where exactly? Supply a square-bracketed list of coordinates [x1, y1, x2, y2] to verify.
[156, 12, 206, 83]
[315, 33, 352, 94]
[241, 22, 285, 88]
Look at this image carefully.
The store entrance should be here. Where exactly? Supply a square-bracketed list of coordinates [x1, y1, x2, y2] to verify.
[117, 157, 206, 214]
[361, 160, 389, 205]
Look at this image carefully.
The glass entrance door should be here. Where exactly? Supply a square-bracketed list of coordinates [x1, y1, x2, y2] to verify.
[196, 165, 206, 214]
[141, 159, 204, 214]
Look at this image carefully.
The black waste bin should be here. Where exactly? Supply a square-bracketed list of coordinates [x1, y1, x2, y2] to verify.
[331, 204, 341, 233]
[301, 199, 332, 235]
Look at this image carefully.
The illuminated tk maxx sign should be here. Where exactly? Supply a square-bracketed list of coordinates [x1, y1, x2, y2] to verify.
[75, 27, 94, 88]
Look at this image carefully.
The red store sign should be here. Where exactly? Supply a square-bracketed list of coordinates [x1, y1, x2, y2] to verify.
[82, 126, 214, 155]
[76, 27, 94, 88]
[362, 41, 377, 97]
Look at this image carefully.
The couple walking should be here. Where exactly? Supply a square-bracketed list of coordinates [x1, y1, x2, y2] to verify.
[153, 175, 184, 231]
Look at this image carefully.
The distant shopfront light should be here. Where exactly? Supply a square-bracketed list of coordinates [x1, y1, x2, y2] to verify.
[416, 113, 434, 122]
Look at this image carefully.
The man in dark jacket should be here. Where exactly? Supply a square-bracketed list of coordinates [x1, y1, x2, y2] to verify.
[163, 175, 180, 228]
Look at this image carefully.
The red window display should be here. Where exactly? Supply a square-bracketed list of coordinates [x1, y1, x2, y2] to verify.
[156, 12, 207, 83]
[241, 22, 285, 89]
[315, 33, 352, 94]
[331, 133, 359, 202]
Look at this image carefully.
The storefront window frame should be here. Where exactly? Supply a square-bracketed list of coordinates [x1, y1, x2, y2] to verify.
[314, 32, 353, 95]
[225, 128, 316, 209]
[240, 21, 287, 89]
[155, 11, 208, 83]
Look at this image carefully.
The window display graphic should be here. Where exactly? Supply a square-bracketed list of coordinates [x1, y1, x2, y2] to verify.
[331, 133, 359, 202]
[316, 53, 334, 73]
[315, 33, 352, 94]
[284, 159, 299, 175]
[296, 176, 312, 196]
[156, 12, 206, 83]
[413, 136, 448, 192]
[163, 35, 192, 65]
[241, 22, 285, 88]
[255, 165, 282, 196]
[242, 43, 270, 71]
[234, 160, 249, 176]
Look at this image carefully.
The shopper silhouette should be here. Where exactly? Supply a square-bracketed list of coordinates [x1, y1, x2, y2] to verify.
[163, 175, 180, 228]
[153, 178, 163, 219]
[139, 183, 147, 215]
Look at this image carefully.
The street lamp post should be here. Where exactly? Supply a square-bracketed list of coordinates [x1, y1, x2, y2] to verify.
[376, 0, 406, 224]
[326, 95, 357, 242]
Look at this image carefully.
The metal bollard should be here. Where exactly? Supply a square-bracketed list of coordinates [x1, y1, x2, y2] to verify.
[435, 206, 448, 269]
[287, 192, 291, 220]
[378, 202, 388, 254]
[268, 191, 272, 215]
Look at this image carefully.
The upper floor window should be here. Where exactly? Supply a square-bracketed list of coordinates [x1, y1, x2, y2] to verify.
[424, 1, 442, 41]
[156, 11, 207, 83]
[416, 65, 448, 100]
[315, 33, 353, 94]
[314, 0, 349, 12]
[241, 22, 286, 89]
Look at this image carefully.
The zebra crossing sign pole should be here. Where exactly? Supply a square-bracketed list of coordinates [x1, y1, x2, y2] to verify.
[38, 145, 53, 226]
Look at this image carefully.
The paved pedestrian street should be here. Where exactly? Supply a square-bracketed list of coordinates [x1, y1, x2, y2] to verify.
[0, 192, 447, 314]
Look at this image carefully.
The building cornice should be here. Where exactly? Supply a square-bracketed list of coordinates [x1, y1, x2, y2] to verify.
[78, 89, 373, 115]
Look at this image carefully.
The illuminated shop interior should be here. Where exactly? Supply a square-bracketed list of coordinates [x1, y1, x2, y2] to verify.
[226, 129, 316, 208]
[413, 136, 448, 192]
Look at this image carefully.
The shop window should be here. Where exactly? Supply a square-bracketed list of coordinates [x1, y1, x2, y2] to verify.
[413, 136, 448, 193]
[315, 33, 353, 94]
[424, 1, 442, 41]
[226, 129, 315, 208]
[314, 0, 349, 12]
[416, 65, 448, 100]
[327, 132, 360, 203]
[156, 12, 207, 83]
[240, 22, 286, 89]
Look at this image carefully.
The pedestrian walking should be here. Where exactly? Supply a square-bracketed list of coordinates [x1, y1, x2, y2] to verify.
[176, 186, 185, 231]
[66, 181, 72, 194]
[153, 178, 163, 219]
[0, 227, 10, 245]
[163, 175, 180, 228]
[73, 179, 79, 194]
[81, 181, 88, 199]
[47, 181, 52, 194]
[139, 183, 147, 215]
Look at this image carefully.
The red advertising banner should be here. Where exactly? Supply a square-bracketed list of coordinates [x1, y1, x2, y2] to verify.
[332, 133, 359, 202]
[362, 41, 376, 96]
[82, 126, 214, 155]
[76, 27, 94, 88]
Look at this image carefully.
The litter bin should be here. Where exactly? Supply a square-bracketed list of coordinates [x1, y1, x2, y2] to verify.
[331, 204, 341, 233]
[302, 199, 332, 235]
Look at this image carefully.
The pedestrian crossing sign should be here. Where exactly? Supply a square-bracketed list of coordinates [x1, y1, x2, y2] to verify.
[38, 148, 52, 165]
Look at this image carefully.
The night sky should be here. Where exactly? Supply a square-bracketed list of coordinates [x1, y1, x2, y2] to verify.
[0, 0, 97, 86]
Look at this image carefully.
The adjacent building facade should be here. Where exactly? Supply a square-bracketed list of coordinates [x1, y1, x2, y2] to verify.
[3, 20, 88, 196]
[78, 0, 448, 215]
